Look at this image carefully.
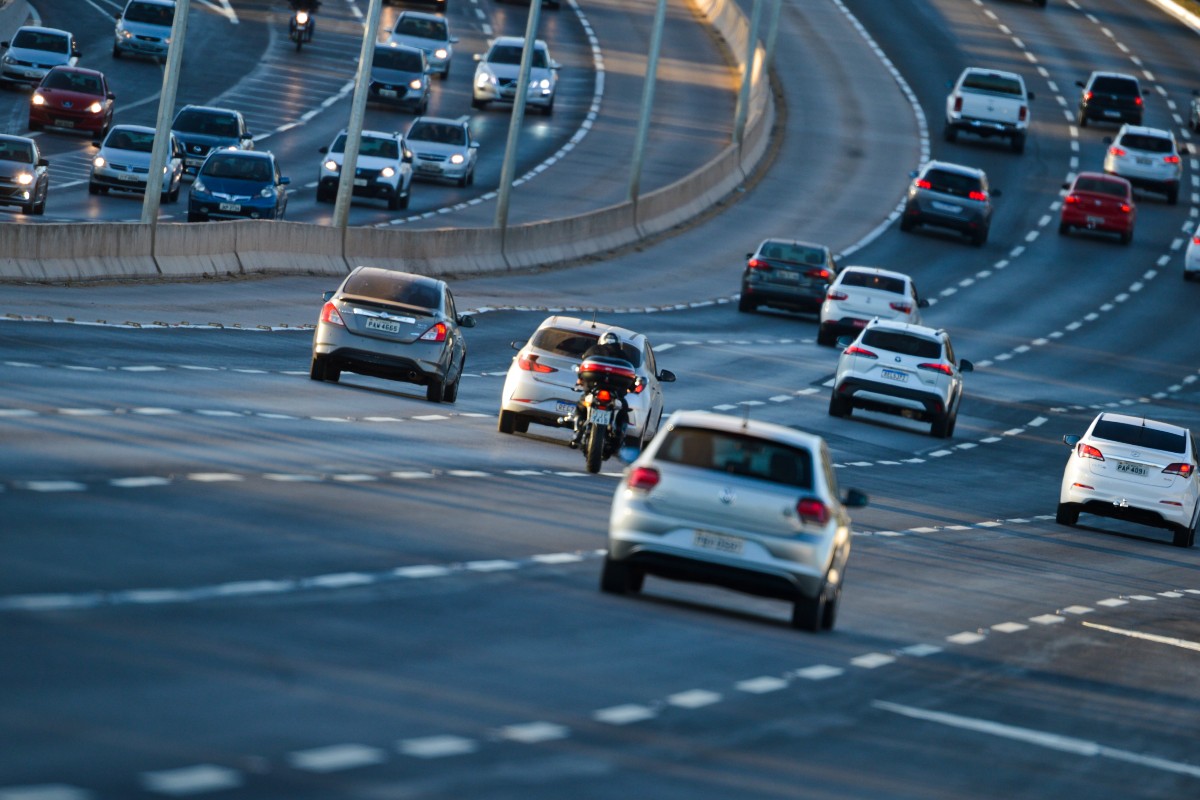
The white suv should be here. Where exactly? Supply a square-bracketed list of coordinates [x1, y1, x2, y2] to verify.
[1057, 412, 1198, 548]
[829, 319, 974, 439]
[316, 129, 413, 211]
[1103, 124, 1183, 205]
[817, 266, 927, 346]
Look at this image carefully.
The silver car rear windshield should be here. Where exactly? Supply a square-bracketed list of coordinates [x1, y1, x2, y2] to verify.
[861, 330, 940, 359]
[1092, 419, 1186, 454]
[532, 328, 642, 367]
[657, 426, 814, 489]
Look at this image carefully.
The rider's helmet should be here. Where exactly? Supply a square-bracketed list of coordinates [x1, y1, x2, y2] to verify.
[598, 331, 619, 347]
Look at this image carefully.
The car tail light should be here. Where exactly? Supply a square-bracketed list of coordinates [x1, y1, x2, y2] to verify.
[1135, 96, 1143, 106]
[747, 258, 771, 270]
[419, 322, 447, 342]
[517, 353, 555, 373]
[1018, 105, 1028, 122]
[1193, 236, 1200, 246]
[827, 290, 848, 301]
[968, 190, 988, 202]
[845, 345, 876, 359]
[1164, 154, 1180, 164]
[1077, 443, 1104, 461]
[632, 380, 645, 394]
[796, 498, 829, 525]
[1163, 463, 1194, 478]
[806, 268, 831, 280]
[596, 389, 613, 402]
[1084, 90, 1094, 102]
[915, 178, 932, 190]
[953, 97, 963, 112]
[1109, 146, 1126, 157]
[627, 466, 660, 491]
[890, 301, 913, 314]
[918, 362, 953, 375]
[320, 302, 345, 326]
[1120, 203, 1132, 213]
[1064, 194, 1079, 205]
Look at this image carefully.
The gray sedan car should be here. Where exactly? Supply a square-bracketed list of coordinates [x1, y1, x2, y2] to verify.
[900, 160, 998, 246]
[310, 267, 475, 403]
[603, 410, 867, 631]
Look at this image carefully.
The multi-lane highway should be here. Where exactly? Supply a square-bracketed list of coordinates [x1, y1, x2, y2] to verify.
[2, 0, 1199, 798]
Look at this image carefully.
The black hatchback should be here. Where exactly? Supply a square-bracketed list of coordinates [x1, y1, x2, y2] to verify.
[1077, 71, 1143, 127]
[738, 239, 839, 315]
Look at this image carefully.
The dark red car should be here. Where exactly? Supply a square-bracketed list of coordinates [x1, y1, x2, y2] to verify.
[1059, 171, 1136, 245]
[29, 66, 115, 138]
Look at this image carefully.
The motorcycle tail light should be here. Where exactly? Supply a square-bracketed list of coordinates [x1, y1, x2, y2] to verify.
[1077, 443, 1104, 461]
[1163, 463, 1194, 478]
[320, 302, 344, 326]
[419, 322, 447, 342]
[517, 353, 554, 373]
[796, 498, 829, 525]
[628, 467, 660, 491]
[596, 390, 612, 402]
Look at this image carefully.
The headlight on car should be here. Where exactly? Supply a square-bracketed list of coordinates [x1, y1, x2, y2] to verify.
[118, 28, 133, 40]
[31, 93, 45, 106]
[449, 153, 465, 165]
[434, 48, 448, 59]
[380, 166, 395, 178]
[1, 54, 13, 65]
[409, 78, 423, 91]
[322, 159, 339, 173]
[536, 78, 550, 89]
[93, 156, 106, 168]
[192, 179, 207, 193]
[475, 70, 495, 88]
[15, 172, 33, 186]
[88, 101, 103, 114]
[259, 186, 274, 199]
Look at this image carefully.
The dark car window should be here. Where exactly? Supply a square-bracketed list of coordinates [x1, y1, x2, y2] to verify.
[1090, 76, 1138, 95]
[489, 44, 548, 68]
[107, 129, 155, 152]
[396, 17, 446, 39]
[202, 155, 270, 182]
[0, 141, 34, 163]
[125, 1, 173, 24]
[1118, 133, 1173, 153]
[43, 69, 100, 94]
[761, 242, 827, 266]
[861, 330, 942, 359]
[409, 122, 465, 145]
[344, 272, 442, 311]
[923, 169, 983, 197]
[1074, 177, 1128, 198]
[961, 72, 1023, 96]
[657, 426, 814, 490]
[838, 271, 905, 294]
[531, 328, 643, 367]
[374, 47, 423, 72]
[173, 110, 239, 138]
[12, 30, 69, 53]
[1092, 419, 1186, 454]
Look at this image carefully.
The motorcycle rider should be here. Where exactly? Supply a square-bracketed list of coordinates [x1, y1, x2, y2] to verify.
[289, 0, 320, 40]
[569, 331, 633, 448]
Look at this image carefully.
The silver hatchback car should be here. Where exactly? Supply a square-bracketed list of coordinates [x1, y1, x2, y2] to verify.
[603, 410, 868, 631]
[900, 160, 998, 246]
[310, 267, 475, 403]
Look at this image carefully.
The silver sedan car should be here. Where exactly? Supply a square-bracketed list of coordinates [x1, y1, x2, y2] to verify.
[603, 410, 868, 631]
[310, 267, 475, 403]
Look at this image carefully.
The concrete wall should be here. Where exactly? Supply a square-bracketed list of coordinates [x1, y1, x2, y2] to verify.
[0, 0, 773, 284]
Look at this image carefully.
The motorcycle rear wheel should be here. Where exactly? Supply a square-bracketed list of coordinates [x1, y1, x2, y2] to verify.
[585, 425, 606, 474]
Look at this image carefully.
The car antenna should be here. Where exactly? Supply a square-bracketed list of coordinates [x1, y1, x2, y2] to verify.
[741, 402, 751, 429]
[590, 310, 598, 329]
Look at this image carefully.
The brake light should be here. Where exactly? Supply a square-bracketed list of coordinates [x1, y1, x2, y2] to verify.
[827, 290, 848, 301]
[968, 190, 988, 202]
[631, 380, 645, 394]
[796, 498, 829, 525]
[1109, 146, 1126, 157]
[1164, 154, 1180, 164]
[1163, 463, 1194, 478]
[419, 322, 447, 342]
[845, 345, 876, 359]
[517, 353, 555, 373]
[1135, 96, 1143, 106]
[320, 302, 344, 326]
[1084, 90, 1094, 102]
[596, 389, 612, 402]
[1193, 236, 1200, 246]
[747, 258, 771, 270]
[1120, 203, 1132, 213]
[920, 362, 953, 375]
[1065, 194, 1080, 205]
[1077, 443, 1104, 461]
[627, 467, 660, 491]
[953, 97, 963, 112]
[1018, 105, 1027, 122]
[890, 301, 913, 314]
[806, 268, 831, 280]
[915, 178, 932, 190]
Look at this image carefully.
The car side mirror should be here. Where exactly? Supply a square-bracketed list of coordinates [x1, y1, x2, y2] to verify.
[402, 151, 413, 163]
[918, 298, 930, 308]
[836, 335, 853, 349]
[551, 61, 561, 70]
[470, 141, 480, 149]
[279, 176, 291, 185]
[458, 315, 476, 328]
[91, 140, 101, 148]
[1103, 136, 1113, 145]
[843, 488, 869, 508]
[959, 359, 974, 373]
[1076, 80, 1085, 88]
[1062, 182, 1070, 190]
[322, 290, 335, 302]
[1027, 91, 1035, 101]
[658, 369, 676, 383]
[107, 92, 116, 100]
[37, 158, 48, 167]
[450, 36, 459, 43]
[1063, 434, 1080, 447]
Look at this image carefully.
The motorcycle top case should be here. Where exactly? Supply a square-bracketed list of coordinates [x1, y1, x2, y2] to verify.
[578, 357, 637, 393]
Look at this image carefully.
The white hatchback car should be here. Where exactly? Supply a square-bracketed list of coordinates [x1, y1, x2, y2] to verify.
[817, 266, 928, 346]
[0, 26, 79, 89]
[88, 124, 184, 202]
[1103, 124, 1183, 205]
[829, 319, 973, 438]
[603, 410, 868, 631]
[472, 36, 559, 115]
[1057, 412, 1198, 548]
[1185, 232, 1200, 281]
[498, 316, 675, 447]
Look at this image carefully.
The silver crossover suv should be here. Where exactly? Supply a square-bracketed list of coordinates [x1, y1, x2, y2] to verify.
[604, 410, 868, 631]
[472, 36, 559, 115]
[900, 160, 998, 246]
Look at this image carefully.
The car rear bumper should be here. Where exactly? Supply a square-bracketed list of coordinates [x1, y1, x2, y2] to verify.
[1060, 481, 1193, 529]
[1061, 207, 1133, 234]
[834, 376, 947, 419]
[741, 284, 824, 312]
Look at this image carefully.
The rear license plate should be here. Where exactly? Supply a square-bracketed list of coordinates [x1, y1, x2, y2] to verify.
[773, 271, 799, 283]
[1086, 215, 1106, 226]
[851, 318, 868, 328]
[555, 400, 575, 416]
[693, 531, 745, 555]
[380, 89, 398, 98]
[931, 200, 962, 213]
[1115, 461, 1148, 477]
[880, 368, 908, 383]
[1136, 157, 1152, 165]
[218, 202, 241, 212]
[353, 178, 367, 187]
[590, 408, 612, 425]
[364, 317, 402, 334]
[1104, 110, 1120, 117]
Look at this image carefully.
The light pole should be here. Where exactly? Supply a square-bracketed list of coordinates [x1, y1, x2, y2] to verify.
[140, 0, 190, 225]
[333, 0, 385, 231]
[628, 0, 668, 203]
[493, 0, 543, 238]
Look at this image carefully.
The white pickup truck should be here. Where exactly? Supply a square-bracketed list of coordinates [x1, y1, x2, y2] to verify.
[944, 67, 1034, 154]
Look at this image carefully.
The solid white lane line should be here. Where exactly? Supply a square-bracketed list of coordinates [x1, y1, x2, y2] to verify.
[1082, 621, 1200, 653]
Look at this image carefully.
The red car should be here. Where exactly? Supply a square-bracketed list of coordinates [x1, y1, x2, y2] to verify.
[1059, 171, 1136, 245]
[29, 66, 115, 138]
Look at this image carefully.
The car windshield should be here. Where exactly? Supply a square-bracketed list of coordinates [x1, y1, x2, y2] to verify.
[374, 47, 423, 72]
[106, 129, 155, 152]
[124, 1, 173, 25]
[759, 242, 827, 265]
[488, 44, 548, 68]
[343, 271, 441, 311]
[12, 30, 68, 53]
[1074, 177, 1127, 197]
[923, 169, 983, 197]
[861, 330, 942, 359]
[395, 17, 446, 39]
[656, 426, 814, 489]
[838, 271, 905, 294]
[42, 70, 101, 94]
[408, 122, 465, 146]
[1091, 76, 1138, 95]
[173, 110, 239, 138]
[531, 327, 643, 367]
[1118, 133, 1173, 153]
[0, 140, 34, 163]
[201, 155, 271, 182]
[1092, 419, 1187, 454]
[331, 134, 399, 159]
[962, 72, 1022, 95]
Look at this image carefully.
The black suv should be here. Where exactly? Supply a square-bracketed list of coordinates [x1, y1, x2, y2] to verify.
[1077, 72, 1143, 127]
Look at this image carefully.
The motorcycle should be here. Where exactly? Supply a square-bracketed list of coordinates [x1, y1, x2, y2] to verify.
[566, 356, 639, 474]
[289, 9, 314, 51]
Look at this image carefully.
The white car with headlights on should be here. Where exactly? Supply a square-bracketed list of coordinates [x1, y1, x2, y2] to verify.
[603, 410, 868, 631]
[389, 11, 457, 79]
[88, 124, 184, 202]
[404, 116, 478, 187]
[472, 36, 559, 115]
[1057, 412, 1198, 548]
[317, 128, 412, 210]
[817, 265, 928, 346]
[497, 316, 675, 448]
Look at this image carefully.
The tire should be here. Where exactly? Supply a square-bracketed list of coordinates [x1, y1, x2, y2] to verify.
[828, 392, 850, 418]
[600, 556, 642, 594]
[457, 173, 468, 188]
[1167, 186, 1179, 206]
[541, 100, 553, 116]
[316, 186, 333, 203]
[295, 35, 303, 52]
[21, 200, 34, 215]
[585, 424, 606, 474]
[471, 97, 486, 110]
[309, 355, 327, 381]
[1058, 221, 1069, 236]
[931, 411, 955, 439]
[112, 45, 122, 59]
[791, 586, 826, 632]
[899, 213, 915, 233]
[497, 409, 516, 434]
[398, 187, 410, 210]
[1056, 503, 1079, 526]
[34, 196, 45, 215]
[1173, 521, 1196, 548]
[820, 581, 841, 631]
[1120, 228, 1132, 245]
[187, 212, 202, 223]
[816, 325, 837, 347]
[1078, 110, 1088, 128]
[738, 294, 754, 313]
[88, 181, 101, 196]
[426, 377, 445, 403]
[442, 368, 461, 403]
[387, 191, 400, 211]
[942, 123, 957, 143]
[1011, 133, 1026, 154]
[29, 119, 42, 132]
[169, 183, 180, 203]
[514, 416, 530, 433]
[466, 168, 475, 187]
[972, 227, 988, 247]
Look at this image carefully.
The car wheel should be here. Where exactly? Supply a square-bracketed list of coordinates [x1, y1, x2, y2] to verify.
[169, 183, 180, 203]
[443, 364, 462, 404]
[497, 409, 517, 434]
[457, 173, 468, 188]
[34, 196, 45, 215]
[931, 411, 955, 439]
[1173, 520, 1196, 548]
[828, 393, 851, 418]
[387, 191, 400, 211]
[899, 213, 914, 232]
[541, 100, 553, 116]
[972, 227, 988, 247]
[441, 66, 450, 80]
[820, 581, 841, 631]
[426, 377, 445, 403]
[21, 199, 35, 215]
[112, 45, 122, 59]
[187, 212, 203, 222]
[1055, 503, 1079, 526]
[1077, 110, 1088, 128]
[1011, 132, 1026, 154]
[942, 123, 957, 143]
[514, 415, 530, 433]
[309, 355, 328, 382]
[737, 294, 755, 313]
[1120, 228, 1132, 245]
[1058, 221, 1070, 236]
[467, 168, 475, 187]
[1167, 186, 1179, 205]
[791, 586, 826, 632]
[816, 325, 837, 347]
[398, 187, 410, 210]
[600, 556, 643, 595]
[88, 181, 101, 196]
[471, 97, 486, 110]
[29, 119, 42, 132]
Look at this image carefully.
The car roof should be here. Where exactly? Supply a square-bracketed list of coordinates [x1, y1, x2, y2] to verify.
[336, 128, 400, 140]
[491, 35, 548, 49]
[536, 315, 647, 346]
[410, 115, 466, 127]
[1116, 124, 1174, 141]
[838, 265, 912, 282]
[1087, 70, 1138, 81]
[14, 26, 73, 38]
[397, 10, 444, 22]
[177, 104, 239, 116]
[1095, 412, 1189, 437]
[922, 160, 986, 179]
[127, 0, 176, 7]
[376, 41, 423, 54]
[348, 265, 445, 290]
[758, 238, 828, 250]
[108, 124, 155, 135]
[865, 318, 941, 337]
[961, 66, 1023, 82]
[214, 149, 272, 161]
[0, 133, 35, 144]
[45, 65, 104, 78]
[660, 410, 828, 453]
